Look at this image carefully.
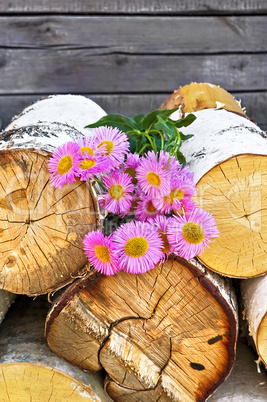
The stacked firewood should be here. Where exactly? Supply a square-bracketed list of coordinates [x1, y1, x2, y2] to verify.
[0, 84, 266, 401]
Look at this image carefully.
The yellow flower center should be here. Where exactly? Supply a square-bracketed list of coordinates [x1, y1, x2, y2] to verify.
[147, 201, 157, 214]
[94, 245, 110, 262]
[98, 140, 114, 155]
[182, 222, 204, 244]
[147, 172, 161, 187]
[80, 146, 94, 156]
[79, 159, 96, 170]
[159, 232, 170, 253]
[109, 184, 124, 200]
[124, 237, 149, 258]
[57, 155, 73, 175]
[164, 189, 184, 204]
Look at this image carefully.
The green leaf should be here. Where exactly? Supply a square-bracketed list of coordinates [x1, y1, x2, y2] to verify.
[170, 113, 196, 128]
[132, 113, 146, 129]
[129, 138, 136, 153]
[142, 108, 179, 130]
[85, 114, 140, 133]
[180, 132, 194, 141]
[176, 151, 186, 166]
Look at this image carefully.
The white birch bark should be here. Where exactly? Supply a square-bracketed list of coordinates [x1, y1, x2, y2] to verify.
[179, 109, 267, 184]
[0, 94, 106, 153]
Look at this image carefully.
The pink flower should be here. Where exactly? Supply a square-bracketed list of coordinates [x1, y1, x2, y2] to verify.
[136, 155, 171, 198]
[47, 141, 82, 188]
[93, 126, 130, 169]
[153, 176, 196, 213]
[173, 197, 196, 217]
[78, 153, 111, 181]
[113, 221, 164, 274]
[122, 153, 140, 184]
[178, 165, 195, 182]
[135, 195, 162, 222]
[76, 136, 98, 157]
[102, 172, 134, 216]
[145, 150, 181, 175]
[167, 208, 219, 259]
[83, 231, 119, 275]
[148, 215, 172, 258]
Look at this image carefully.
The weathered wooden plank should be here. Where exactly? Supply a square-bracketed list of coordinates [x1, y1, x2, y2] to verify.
[1, 92, 266, 132]
[1, 0, 267, 14]
[1, 16, 266, 53]
[0, 51, 266, 94]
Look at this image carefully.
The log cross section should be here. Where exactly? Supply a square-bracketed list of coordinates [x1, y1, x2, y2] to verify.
[46, 257, 238, 402]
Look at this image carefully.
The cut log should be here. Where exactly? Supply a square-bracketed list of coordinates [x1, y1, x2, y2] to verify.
[0, 290, 15, 324]
[0, 295, 111, 401]
[105, 341, 267, 402]
[161, 82, 267, 278]
[240, 274, 267, 369]
[0, 95, 106, 296]
[46, 256, 238, 402]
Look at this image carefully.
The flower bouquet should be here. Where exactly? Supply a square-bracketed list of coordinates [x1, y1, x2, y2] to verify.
[47, 108, 219, 276]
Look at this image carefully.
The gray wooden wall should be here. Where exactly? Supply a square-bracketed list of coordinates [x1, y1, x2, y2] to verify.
[0, 1, 266, 130]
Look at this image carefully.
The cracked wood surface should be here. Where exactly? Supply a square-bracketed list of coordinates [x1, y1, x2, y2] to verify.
[241, 275, 267, 369]
[161, 82, 267, 278]
[0, 296, 111, 402]
[46, 257, 238, 402]
[0, 95, 105, 295]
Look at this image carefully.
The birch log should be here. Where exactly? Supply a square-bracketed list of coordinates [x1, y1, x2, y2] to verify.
[240, 274, 267, 368]
[0, 95, 105, 296]
[45, 256, 238, 402]
[0, 295, 111, 402]
[161, 82, 267, 278]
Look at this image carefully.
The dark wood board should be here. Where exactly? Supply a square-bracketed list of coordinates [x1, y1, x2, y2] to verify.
[1, 0, 267, 15]
[0, 16, 266, 53]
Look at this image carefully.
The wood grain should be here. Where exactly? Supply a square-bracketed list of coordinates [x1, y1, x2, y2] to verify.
[0, 51, 266, 94]
[1, 0, 267, 14]
[46, 257, 238, 401]
[0, 16, 266, 53]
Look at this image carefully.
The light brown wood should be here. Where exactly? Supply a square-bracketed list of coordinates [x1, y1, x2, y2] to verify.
[241, 275, 267, 368]
[161, 82, 267, 278]
[106, 341, 267, 402]
[0, 296, 111, 402]
[46, 257, 238, 401]
[160, 82, 247, 117]
[0, 95, 105, 296]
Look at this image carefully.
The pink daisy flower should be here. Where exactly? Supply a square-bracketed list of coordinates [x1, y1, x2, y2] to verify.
[173, 197, 196, 217]
[135, 156, 171, 198]
[78, 153, 111, 181]
[93, 126, 130, 170]
[83, 231, 119, 275]
[167, 208, 219, 259]
[135, 195, 162, 222]
[122, 153, 140, 184]
[178, 165, 195, 182]
[76, 136, 98, 157]
[112, 221, 164, 274]
[47, 141, 82, 188]
[147, 215, 172, 258]
[145, 150, 181, 175]
[152, 176, 196, 214]
[102, 172, 134, 216]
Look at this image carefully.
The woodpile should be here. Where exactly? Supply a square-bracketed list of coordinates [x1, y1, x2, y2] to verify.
[0, 86, 266, 401]
[0, 95, 105, 296]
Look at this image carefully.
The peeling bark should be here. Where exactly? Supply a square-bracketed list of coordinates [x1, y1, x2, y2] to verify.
[46, 257, 238, 402]
[0, 95, 106, 296]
